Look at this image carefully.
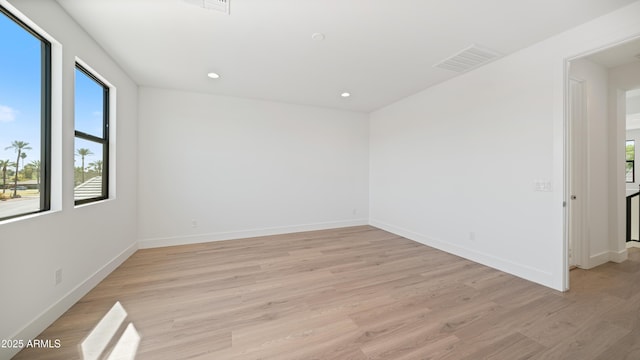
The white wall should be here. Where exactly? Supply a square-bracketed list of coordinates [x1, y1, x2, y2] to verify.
[369, 1, 640, 291]
[137, 88, 369, 247]
[0, 1, 138, 358]
[569, 59, 610, 266]
[2, 4, 639, 356]
[628, 93, 640, 116]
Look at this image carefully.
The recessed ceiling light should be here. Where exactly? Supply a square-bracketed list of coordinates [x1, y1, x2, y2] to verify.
[341, 92, 351, 98]
[207, 72, 220, 79]
[311, 33, 325, 41]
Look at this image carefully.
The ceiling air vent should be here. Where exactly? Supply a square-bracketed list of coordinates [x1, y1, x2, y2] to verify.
[182, 0, 230, 14]
[433, 45, 502, 73]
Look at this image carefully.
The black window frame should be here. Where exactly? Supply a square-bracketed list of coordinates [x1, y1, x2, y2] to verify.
[74, 63, 109, 205]
[627, 139, 635, 183]
[0, 5, 51, 221]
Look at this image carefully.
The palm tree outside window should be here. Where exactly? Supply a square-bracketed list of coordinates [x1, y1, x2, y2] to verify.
[74, 63, 110, 204]
[0, 5, 51, 221]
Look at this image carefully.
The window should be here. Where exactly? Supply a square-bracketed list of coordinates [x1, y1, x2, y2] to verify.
[627, 140, 635, 183]
[0, 6, 51, 221]
[74, 64, 108, 204]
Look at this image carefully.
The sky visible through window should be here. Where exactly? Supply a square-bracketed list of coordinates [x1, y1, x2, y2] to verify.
[74, 66, 105, 176]
[0, 10, 41, 166]
[0, 10, 103, 179]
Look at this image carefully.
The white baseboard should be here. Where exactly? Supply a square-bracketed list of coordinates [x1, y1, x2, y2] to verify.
[588, 251, 611, 268]
[609, 248, 628, 263]
[1, 242, 138, 360]
[626, 241, 640, 249]
[138, 219, 369, 249]
[369, 219, 559, 291]
[586, 248, 628, 268]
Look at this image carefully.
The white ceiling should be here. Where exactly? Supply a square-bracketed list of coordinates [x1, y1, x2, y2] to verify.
[55, 0, 637, 113]
[581, 38, 640, 131]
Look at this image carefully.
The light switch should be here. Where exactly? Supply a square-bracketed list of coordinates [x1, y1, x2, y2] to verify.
[534, 180, 553, 192]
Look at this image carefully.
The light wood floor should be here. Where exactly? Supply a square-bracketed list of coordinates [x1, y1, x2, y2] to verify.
[14, 226, 640, 359]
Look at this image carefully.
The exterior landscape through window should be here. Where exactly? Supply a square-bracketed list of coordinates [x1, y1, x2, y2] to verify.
[0, 5, 51, 221]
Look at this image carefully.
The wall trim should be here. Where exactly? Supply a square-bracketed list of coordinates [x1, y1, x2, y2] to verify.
[626, 241, 640, 249]
[1, 242, 138, 360]
[369, 219, 558, 291]
[587, 250, 611, 268]
[587, 248, 628, 268]
[138, 219, 369, 249]
[609, 248, 628, 263]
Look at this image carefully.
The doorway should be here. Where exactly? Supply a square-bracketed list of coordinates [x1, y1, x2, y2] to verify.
[624, 89, 640, 247]
[566, 36, 640, 289]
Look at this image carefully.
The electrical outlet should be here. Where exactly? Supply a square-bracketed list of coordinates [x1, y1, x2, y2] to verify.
[352, 208, 357, 215]
[469, 232, 476, 241]
[191, 219, 198, 228]
[55, 268, 62, 285]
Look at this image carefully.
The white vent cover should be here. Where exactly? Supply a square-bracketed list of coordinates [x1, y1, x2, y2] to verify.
[182, 0, 230, 14]
[433, 45, 502, 73]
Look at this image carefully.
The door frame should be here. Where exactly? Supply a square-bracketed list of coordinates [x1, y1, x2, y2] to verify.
[563, 34, 640, 291]
[567, 77, 588, 272]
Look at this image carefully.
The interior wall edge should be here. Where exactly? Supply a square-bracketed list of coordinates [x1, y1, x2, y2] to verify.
[369, 219, 560, 291]
[137, 219, 369, 249]
[0, 242, 138, 360]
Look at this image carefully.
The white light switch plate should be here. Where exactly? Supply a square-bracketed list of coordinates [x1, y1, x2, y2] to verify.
[534, 180, 553, 192]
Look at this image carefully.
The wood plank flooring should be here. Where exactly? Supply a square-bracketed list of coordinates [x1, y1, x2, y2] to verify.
[13, 226, 640, 359]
